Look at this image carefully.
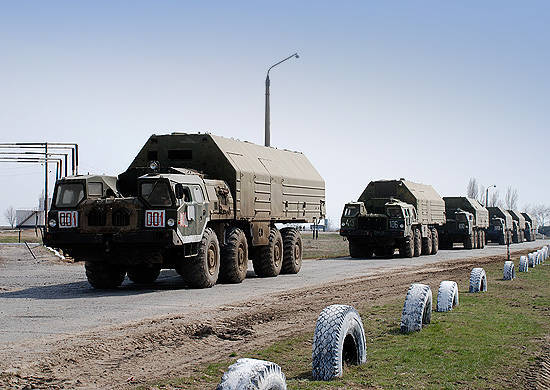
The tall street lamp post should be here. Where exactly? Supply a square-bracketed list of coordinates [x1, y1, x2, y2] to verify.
[485, 184, 496, 207]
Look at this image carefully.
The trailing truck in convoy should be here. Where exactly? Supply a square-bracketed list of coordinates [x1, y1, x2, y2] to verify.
[44, 133, 325, 289]
[486, 207, 513, 245]
[438, 197, 489, 250]
[521, 212, 537, 242]
[507, 210, 526, 243]
[340, 179, 446, 258]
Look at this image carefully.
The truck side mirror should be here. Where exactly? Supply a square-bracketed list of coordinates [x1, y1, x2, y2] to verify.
[175, 183, 184, 199]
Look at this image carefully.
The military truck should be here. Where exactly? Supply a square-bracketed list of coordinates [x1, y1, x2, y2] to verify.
[438, 197, 489, 250]
[521, 212, 537, 241]
[44, 133, 325, 289]
[486, 207, 513, 245]
[507, 210, 526, 243]
[340, 179, 446, 258]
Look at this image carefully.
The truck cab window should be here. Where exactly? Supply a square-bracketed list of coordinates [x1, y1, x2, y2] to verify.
[88, 182, 103, 197]
[141, 181, 173, 206]
[55, 183, 85, 207]
[193, 186, 204, 202]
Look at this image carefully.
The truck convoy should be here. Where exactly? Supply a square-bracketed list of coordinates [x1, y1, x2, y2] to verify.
[44, 133, 325, 289]
[438, 197, 489, 249]
[486, 207, 513, 245]
[507, 210, 526, 243]
[521, 212, 538, 242]
[340, 179, 446, 258]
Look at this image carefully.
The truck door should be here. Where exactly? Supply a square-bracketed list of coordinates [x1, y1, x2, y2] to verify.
[176, 185, 206, 240]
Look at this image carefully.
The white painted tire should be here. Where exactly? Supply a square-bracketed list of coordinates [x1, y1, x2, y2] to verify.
[312, 304, 367, 381]
[469, 268, 487, 293]
[528, 252, 536, 268]
[400, 283, 432, 333]
[519, 256, 529, 272]
[217, 358, 287, 390]
[503, 261, 515, 280]
[436, 281, 459, 312]
[537, 250, 543, 265]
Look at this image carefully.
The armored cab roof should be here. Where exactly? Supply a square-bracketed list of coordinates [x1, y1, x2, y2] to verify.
[443, 197, 489, 228]
[507, 210, 526, 229]
[487, 207, 513, 228]
[521, 212, 538, 229]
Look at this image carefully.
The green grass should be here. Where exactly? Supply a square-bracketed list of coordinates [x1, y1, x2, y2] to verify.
[143, 261, 550, 389]
[302, 232, 348, 259]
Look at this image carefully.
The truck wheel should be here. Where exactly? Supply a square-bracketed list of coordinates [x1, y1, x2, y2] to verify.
[430, 228, 438, 255]
[281, 228, 303, 274]
[421, 229, 432, 255]
[127, 264, 161, 284]
[220, 227, 248, 284]
[181, 227, 220, 288]
[400, 283, 432, 333]
[399, 233, 414, 258]
[413, 228, 421, 257]
[480, 231, 486, 248]
[217, 358, 287, 390]
[498, 233, 505, 245]
[348, 240, 373, 259]
[465, 233, 474, 249]
[311, 304, 367, 380]
[85, 262, 126, 289]
[252, 227, 283, 277]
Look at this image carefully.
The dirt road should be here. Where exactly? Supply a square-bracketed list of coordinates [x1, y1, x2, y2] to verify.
[0, 240, 547, 388]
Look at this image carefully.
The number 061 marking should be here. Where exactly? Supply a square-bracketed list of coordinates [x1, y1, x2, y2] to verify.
[145, 210, 165, 227]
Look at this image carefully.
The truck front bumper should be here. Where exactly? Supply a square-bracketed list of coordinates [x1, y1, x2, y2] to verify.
[340, 229, 404, 245]
[44, 229, 178, 249]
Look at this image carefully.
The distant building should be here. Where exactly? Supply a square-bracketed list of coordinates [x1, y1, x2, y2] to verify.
[16, 197, 51, 227]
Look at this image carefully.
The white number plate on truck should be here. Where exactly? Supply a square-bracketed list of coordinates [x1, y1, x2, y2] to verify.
[145, 210, 165, 227]
[58, 211, 78, 228]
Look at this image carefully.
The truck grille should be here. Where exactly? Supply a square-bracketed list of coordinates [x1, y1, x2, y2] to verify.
[358, 216, 386, 231]
[87, 209, 106, 226]
[112, 209, 130, 226]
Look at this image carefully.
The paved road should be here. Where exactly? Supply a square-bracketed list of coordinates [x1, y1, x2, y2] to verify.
[0, 240, 547, 344]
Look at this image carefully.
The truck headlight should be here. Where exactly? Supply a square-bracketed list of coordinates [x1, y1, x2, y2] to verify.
[167, 218, 175, 227]
[48, 219, 57, 227]
[400, 223, 404, 229]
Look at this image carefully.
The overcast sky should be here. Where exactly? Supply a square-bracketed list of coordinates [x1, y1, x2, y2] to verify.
[0, 1, 548, 225]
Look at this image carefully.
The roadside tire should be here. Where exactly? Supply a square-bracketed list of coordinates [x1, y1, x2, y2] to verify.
[180, 227, 220, 288]
[413, 228, 421, 257]
[519, 255, 529, 272]
[281, 228, 303, 274]
[503, 261, 515, 280]
[216, 358, 287, 390]
[127, 264, 161, 284]
[85, 262, 126, 289]
[421, 229, 432, 255]
[436, 281, 459, 312]
[399, 233, 414, 258]
[469, 267, 487, 293]
[400, 283, 432, 333]
[528, 252, 536, 268]
[252, 227, 283, 277]
[312, 304, 367, 381]
[430, 228, 438, 255]
[220, 227, 248, 284]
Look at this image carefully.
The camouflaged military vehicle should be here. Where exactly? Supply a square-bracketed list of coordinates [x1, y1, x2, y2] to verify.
[521, 212, 537, 242]
[44, 133, 325, 289]
[340, 179, 446, 258]
[486, 207, 513, 245]
[438, 197, 489, 250]
[507, 210, 526, 243]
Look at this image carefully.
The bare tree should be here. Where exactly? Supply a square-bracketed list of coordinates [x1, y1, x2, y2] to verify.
[467, 178, 479, 200]
[504, 186, 519, 209]
[489, 189, 502, 207]
[4, 206, 16, 228]
[532, 204, 550, 227]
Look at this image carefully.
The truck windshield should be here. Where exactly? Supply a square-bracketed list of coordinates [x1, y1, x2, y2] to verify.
[55, 183, 85, 207]
[456, 213, 467, 222]
[344, 205, 359, 217]
[141, 181, 173, 206]
[387, 208, 403, 218]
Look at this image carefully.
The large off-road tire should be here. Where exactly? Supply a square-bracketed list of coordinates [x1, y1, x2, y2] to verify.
[413, 228, 421, 257]
[430, 228, 438, 255]
[503, 261, 515, 280]
[480, 230, 486, 248]
[464, 232, 474, 249]
[311, 304, 367, 381]
[179, 227, 220, 288]
[436, 281, 459, 312]
[519, 255, 529, 272]
[498, 233, 506, 245]
[348, 240, 373, 259]
[469, 267, 487, 293]
[421, 228, 432, 255]
[252, 227, 283, 277]
[220, 227, 248, 284]
[525, 230, 532, 242]
[281, 228, 303, 274]
[216, 358, 287, 390]
[399, 233, 414, 258]
[85, 262, 126, 289]
[400, 283, 432, 333]
[127, 264, 161, 284]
